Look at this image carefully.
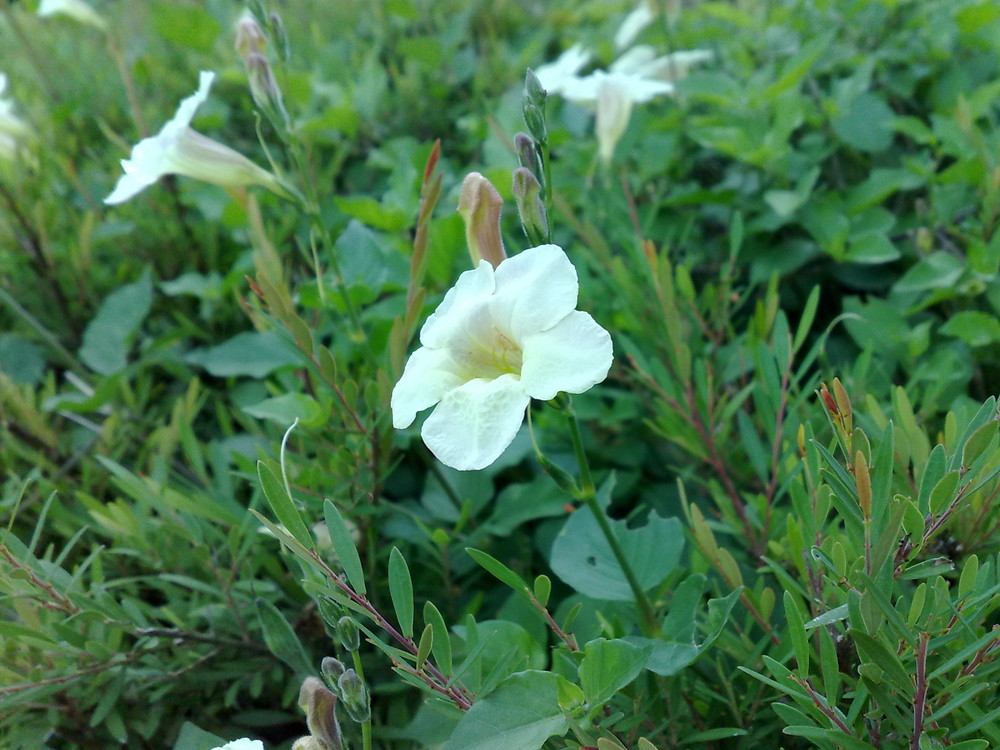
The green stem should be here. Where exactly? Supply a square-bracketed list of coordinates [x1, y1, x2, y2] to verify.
[563, 399, 660, 637]
[349, 649, 373, 750]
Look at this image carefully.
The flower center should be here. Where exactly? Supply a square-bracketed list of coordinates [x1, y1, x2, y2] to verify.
[460, 322, 524, 379]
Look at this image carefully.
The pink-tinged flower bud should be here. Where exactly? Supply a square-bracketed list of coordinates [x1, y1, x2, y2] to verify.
[245, 51, 288, 120]
[512, 167, 548, 246]
[298, 677, 342, 750]
[235, 10, 267, 58]
[457, 172, 507, 268]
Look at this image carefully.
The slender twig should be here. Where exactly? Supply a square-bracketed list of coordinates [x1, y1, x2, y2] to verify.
[911, 632, 930, 750]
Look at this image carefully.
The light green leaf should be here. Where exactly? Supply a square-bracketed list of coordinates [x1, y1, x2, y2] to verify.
[186, 330, 300, 378]
[79, 271, 153, 375]
[324, 499, 366, 595]
[443, 670, 567, 750]
[389, 547, 414, 639]
[257, 461, 312, 549]
[256, 598, 313, 675]
[578, 638, 650, 705]
[550, 509, 683, 601]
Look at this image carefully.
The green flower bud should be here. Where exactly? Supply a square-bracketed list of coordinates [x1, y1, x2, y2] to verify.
[513, 132, 544, 187]
[338, 670, 371, 724]
[522, 103, 547, 144]
[524, 69, 547, 107]
[335, 616, 360, 652]
[321, 656, 345, 691]
[512, 167, 548, 246]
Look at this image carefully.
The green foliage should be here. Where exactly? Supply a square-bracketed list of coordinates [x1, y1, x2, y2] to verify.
[2, 0, 1000, 748]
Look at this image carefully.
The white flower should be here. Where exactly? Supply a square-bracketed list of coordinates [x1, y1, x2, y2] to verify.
[105, 71, 284, 205]
[559, 70, 673, 165]
[37, 0, 107, 30]
[211, 740, 263, 750]
[533, 44, 593, 96]
[392, 245, 612, 471]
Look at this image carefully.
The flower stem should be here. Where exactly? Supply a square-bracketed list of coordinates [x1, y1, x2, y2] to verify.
[349, 649, 373, 750]
[563, 397, 660, 637]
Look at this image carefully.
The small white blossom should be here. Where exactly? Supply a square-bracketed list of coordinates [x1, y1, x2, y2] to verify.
[392, 244, 613, 471]
[37, 0, 107, 30]
[105, 71, 284, 205]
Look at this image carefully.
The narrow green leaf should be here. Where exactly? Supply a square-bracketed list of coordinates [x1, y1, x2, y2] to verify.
[959, 554, 979, 599]
[533, 575, 551, 609]
[416, 623, 433, 670]
[784, 591, 810, 678]
[929, 470, 961, 516]
[466, 548, 530, 594]
[323, 499, 366, 595]
[424, 600, 453, 675]
[256, 598, 313, 675]
[793, 286, 820, 354]
[257, 461, 313, 548]
[388, 547, 414, 638]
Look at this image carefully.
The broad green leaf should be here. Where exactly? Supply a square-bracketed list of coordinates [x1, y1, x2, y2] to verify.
[323, 499, 366, 595]
[243, 394, 325, 428]
[833, 91, 895, 153]
[79, 271, 153, 375]
[443, 670, 567, 750]
[578, 638, 650, 706]
[171, 722, 226, 750]
[941, 311, 1000, 348]
[186, 330, 300, 378]
[550, 509, 683, 601]
[0, 334, 45, 384]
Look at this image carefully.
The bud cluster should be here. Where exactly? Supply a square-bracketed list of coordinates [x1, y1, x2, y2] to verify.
[511, 70, 551, 245]
[234, 8, 289, 127]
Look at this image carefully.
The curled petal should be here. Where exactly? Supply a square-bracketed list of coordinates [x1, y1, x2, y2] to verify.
[520, 311, 613, 400]
[490, 244, 578, 341]
[421, 375, 530, 470]
[391, 347, 466, 428]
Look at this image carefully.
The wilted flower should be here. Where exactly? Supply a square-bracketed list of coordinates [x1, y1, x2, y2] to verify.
[105, 71, 285, 205]
[392, 244, 613, 471]
[0, 74, 29, 162]
[37, 0, 107, 30]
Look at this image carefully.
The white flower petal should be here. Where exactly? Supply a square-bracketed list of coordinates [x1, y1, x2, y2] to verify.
[38, 0, 107, 30]
[490, 244, 579, 341]
[167, 71, 216, 136]
[610, 45, 658, 76]
[534, 44, 593, 96]
[211, 740, 264, 750]
[391, 347, 466, 429]
[520, 311, 613, 400]
[615, 4, 654, 50]
[596, 79, 633, 164]
[421, 375, 530, 470]
[420, 260, 495, 349]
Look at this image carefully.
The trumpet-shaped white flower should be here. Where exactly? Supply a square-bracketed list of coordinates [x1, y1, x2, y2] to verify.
[37, 0, 107, 30]
[392, 244, 612, 471]
[615, 2, 654, 50]
[105, 71, 284, 205]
